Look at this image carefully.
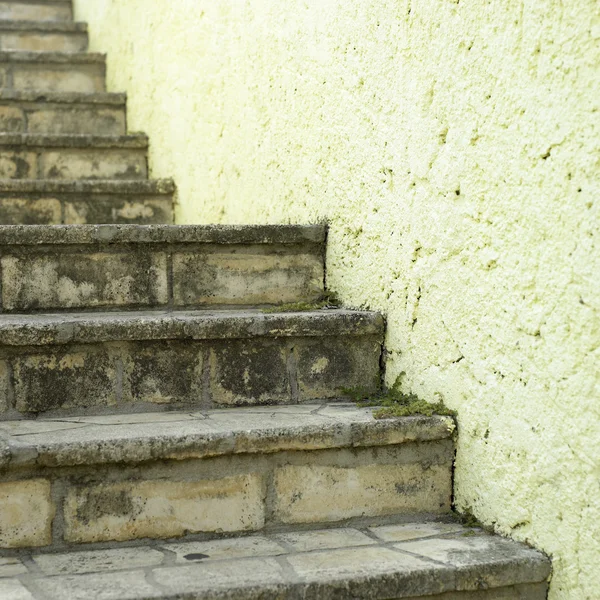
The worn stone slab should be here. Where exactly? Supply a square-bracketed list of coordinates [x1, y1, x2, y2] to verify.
[370, 522, 467, 542]
[0, 557, 27, 577]
[0, 404, 454, 469]
[0, 579, 34, 600]
[0, 30, 88, 52]
[0, 2, 72, 22]
[63, 474, 265, 543]
[167, 536, 286, 563]
[0, 479, 54, 548]
[273, 527, 375, 552]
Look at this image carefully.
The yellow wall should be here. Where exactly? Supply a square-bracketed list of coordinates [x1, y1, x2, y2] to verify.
[73, 1, 599, 597]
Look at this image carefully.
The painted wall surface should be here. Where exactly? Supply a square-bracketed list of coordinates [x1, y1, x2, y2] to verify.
[73, 1, 599, 597]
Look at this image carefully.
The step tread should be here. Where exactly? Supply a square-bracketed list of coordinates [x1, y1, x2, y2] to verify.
[0, 308, 383, 346]
[0, 19, 86, 32]
[0, 90, 124, 104]
[0, 520, 550, 600]
[0, 403, 454, 469]
[0, 178, 174, 194]
[0, 132, 147, 148]
[0, 222, 326, 245]
[0, 50, 103, 63]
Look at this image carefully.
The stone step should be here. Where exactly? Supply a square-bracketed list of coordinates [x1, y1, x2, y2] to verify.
[0, 51, 105, 93]
[0, 404, 454, 549]
[0, 20, 87, 52]
[0, 0, 72, 23]
[0, 224, 324, 311]
[0, 520, 551, 599]
[0, 133, 147, 179]
[0, 179, 174, 224]
[0, 309, 382, 416]
[0, 90, 126, 135]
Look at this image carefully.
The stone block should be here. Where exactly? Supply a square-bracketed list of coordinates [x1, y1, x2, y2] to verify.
[172, 250, 323, 306]
[64, 197, 173, 224]
[123, 341, 203, 404]
[13, 348, 117, 413]
[12, 66, 104, 94]
[295, 336, 381, 400]
[0, 151, 37, 179]
[63, 474, 265, 543]
[0, 33, 87, 53]
[273, 460, 451, 523]
[0, 105, 24, 132]
[27, 107, 125, 135]
[42, 149, 146, 179]
[209, 340, 290, 405]
[0, 480, 54, 548]
[0, 197, 62, 224]
[1, 251, 168, 311]
[0, 3, 72, 21]
[167, 536, 286, 563]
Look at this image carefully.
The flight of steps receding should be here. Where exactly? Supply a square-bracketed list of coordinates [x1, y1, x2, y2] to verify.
[0, 2, 550, 599]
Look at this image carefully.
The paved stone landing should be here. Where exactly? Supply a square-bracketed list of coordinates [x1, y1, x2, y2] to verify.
[0, 521, 550, 600]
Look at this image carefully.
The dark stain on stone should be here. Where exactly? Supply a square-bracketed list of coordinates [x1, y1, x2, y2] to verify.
[75, 488, 136, 524]
[184, 553, 210, 561]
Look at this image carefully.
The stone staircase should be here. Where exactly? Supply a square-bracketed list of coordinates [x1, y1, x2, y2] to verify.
[0, 1, 551, 598]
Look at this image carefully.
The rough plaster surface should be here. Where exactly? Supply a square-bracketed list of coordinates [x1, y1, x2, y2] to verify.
[73, 1, 599, 598]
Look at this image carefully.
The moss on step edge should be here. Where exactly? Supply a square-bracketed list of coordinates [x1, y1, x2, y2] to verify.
[344, 377, 457, 419]
[262, 291, 340, 313]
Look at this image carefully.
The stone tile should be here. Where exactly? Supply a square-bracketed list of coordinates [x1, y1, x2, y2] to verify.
[33, 547, 164, 576]
[153, 558, 285, 595]
[166, 536, 285, 563]
[295, 336, 381, 400]
[1, 33, 87, 53]
[41, 570, 160, 600]
[1, 251, 167, 311]
[0, 579, 34, 600]
[209, 340, 290, 405]
[273, 461, 451, 524]
[0, 151, 37, 179]
[13, 67, 104, 94]
[64, 197, 172, 225]
[370, 522, 466, 542]
[64, 474, 265, 543]
[0, 197, 62, 225]
[123, 341, 203, 404]
[0, 558, 27, 578]
[28, 108, 125, 136]
[173, 251, 323, 306]
[0, 479, 54, 548]
[0, 3, 72, 21]
[273, 528, 375, 552]
[0, 106, 24, 132]
[42, 149, 146, 180]
[13, 348, 117, 413]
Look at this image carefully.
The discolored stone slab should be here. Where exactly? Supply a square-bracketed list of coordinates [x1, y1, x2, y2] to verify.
[0, 480, 54, 548]
[0, 150, 36, 178]
[209, 339, 290, 405]
[369, 521, 466, 543]
[0, 2, 72, 21]
[13, 347, 117, 413]
[0, 32, 88, 53]
[0, 579, 35, 600]
[173, 250, 323, 306]
[27, 107, 125, 135]
[0, 198, 61, 224]
[0, 557, 27, 577]
[64, 197, 173, 224]
[63, 474, 265, 543]
[273, 527, 375, 552]
[1, 251, 168, 311]
[0, 106, 24, 132]
[11, 64, 105, 94]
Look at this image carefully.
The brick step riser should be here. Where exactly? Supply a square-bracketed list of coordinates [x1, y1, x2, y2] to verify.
[0, 146, 147, 179]
[0, 333, 380, 416]
[0, 30, 87, 52]
[0, 2, 72, 22]
[0, 194, 173, 224]
[0, 243, 323, 311]
[0, 101, 125, 135]
[0, 440, 453, 550]
[0, 62, 105, 93]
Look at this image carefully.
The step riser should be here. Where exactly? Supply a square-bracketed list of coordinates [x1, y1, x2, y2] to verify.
[0, 101, 125, 134]
[0, 31, 87, 52]
[0, 63, 105, 93]
[0, 2, 72, 22]
[0, 244, 323, 311]
[0, 147, 147, 179]
[0, 195, 173, 224]
[0, 440, 453, 549]
[0, 333, 380, 415]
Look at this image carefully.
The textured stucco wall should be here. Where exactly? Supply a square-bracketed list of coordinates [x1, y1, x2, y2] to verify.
[73, 1, 599, 597]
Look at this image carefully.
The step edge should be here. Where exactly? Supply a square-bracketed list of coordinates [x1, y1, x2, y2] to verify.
[0, 132, 148, 148]
[0, 50, 104, 63]
[0, 19, 87, 32]
[0, 90, 125, 104]
[0, 177, 173, 193]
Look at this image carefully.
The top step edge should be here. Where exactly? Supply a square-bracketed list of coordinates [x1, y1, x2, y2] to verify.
[0, 90, 125, 104]
[0, 50, 103, 63]
[0, 223, 327, 245]
[0, 0, 73, 5]
[0, 404, 455, 470]
[0, 178, 172, 193]
[0, 19, 86, 31]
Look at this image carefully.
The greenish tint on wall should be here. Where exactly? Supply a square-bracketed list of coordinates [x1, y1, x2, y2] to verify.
[73, 1, 599, 598]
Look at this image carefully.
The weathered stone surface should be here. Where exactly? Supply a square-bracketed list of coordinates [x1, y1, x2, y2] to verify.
[273, 452, 452, 523]
[63, 474, 265, 543]
[370, 521, 466, 542]
[0, 32, 88, 53]
[0, 150, 36, 178]
[11, 64, 104, 94]
[0, 557, 27, 577]
[0, 2, 72, 21]
[0, 579, 34, 600]
[27, 107, 125, 135]
[32, 547, 164, 575]
[0, 198, 61, 224]
[273, 527, 375, 552]
[0, 105, 24, 132]
[0, 360, 10, 413]
[13, 347, 117, 412]
[173, 250, 323, 306]
[168, 536, 286, 563]
[0, 405, 454, 469]
[1, 251, 168, 310]
[0, 479, 54, 548]
[64, 197, 173, 224]
[41, 148, 147, 179]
